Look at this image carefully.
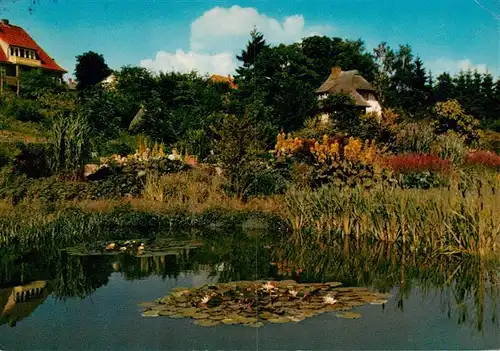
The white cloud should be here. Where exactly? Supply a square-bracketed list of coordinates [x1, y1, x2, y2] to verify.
[190, 6, 332, 52]
[140, 49, 236, 76]
[141, 5, 333, 75]
[427, 58, 494, 76]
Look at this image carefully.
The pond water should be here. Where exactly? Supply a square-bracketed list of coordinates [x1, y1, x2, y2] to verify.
[0, 229, 499, 350]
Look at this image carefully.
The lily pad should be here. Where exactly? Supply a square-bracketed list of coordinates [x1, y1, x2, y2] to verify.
[221, 318, 238, 325]
[193, 313, 211, 319]
[336, 311, 362, 319]
[194, 319, 219, 327]
[370, 299, 388, 305]
[268, 316, 291, 323]
[138, 302, 157, 309]
[141, 310, 159, 317]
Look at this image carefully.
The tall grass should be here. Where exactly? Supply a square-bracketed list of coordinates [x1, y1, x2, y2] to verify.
[49, 111, 93, 179]
[142, 167, 282, 214]
[283, 174, 500, 255]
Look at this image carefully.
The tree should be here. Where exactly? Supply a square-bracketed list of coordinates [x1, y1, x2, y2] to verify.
[19, 68, 65, 99]
[302, 36, 377, 86]
[320, 93, 361, 135]
[248, 43, 319, 131]
[407, 56, 432, 118]
[78, 85, 123, 140]
[236, 27, 268, 68]
[74, 51, 112, 91]
[434, 72, 454, 102]
[212, 113, 267, 198]
[235, 28, 269, 85]
[433, 99, 479, 143]
[373, 42, 396, 106]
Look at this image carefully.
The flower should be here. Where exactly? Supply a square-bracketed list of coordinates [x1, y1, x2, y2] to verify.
[289, 289, 299, 297]
[200, 294, 211, 304]
[262, 281, 276, 291]
[323, 295, 338, 305]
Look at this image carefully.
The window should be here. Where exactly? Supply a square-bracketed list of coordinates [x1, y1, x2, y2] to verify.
[8, 46, 37, 59]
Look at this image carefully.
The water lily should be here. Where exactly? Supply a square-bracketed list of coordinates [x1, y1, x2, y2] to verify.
[262, 281, 276, 291]
[120, 247, 127, 251]
[106, 243, 116, 250]
[323, 295, 338, 305]
[200, 294, 211, 304]
[288, 289, 299, 297]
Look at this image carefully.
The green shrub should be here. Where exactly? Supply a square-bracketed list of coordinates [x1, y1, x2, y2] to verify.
[243, 167, 288, 198]
[49, 112, 93, 179]
[0, 143, 19, 169]
[100, 141, 135, 157]
[394, 122, 436, 154]
[431, 131, 467, 165]
[433, 100, 480, 144]
[12, 143, 52, 178]
[4, 98, 44, 123]
[400, 171, 448, 189]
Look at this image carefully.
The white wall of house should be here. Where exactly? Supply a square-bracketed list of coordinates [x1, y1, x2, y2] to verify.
[319, 112, 330, 125]
[366, 98, 382, 117]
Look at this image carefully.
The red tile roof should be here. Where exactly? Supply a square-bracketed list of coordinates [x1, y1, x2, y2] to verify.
[0, 21, 66, 73]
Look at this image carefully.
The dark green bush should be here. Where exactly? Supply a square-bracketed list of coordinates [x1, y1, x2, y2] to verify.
[99, 141, 135, 157]
[243, 168, 288, 198]
[0, 143, 19, 169]
[400, 171, 448, 189]
[12, 143, 52, 178]
[4, 98, 44, 122]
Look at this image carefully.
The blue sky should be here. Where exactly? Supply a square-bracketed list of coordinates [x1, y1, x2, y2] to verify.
[1, 0, 499, 79]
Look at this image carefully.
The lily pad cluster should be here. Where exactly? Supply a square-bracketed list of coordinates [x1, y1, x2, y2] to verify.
[138, 280, 391, 327]
[62, 238, 203, 257]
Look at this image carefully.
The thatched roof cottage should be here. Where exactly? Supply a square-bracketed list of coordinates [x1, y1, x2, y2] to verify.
[316, 67, 382, 119]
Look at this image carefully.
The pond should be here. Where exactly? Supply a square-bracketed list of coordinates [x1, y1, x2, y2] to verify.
[0, 228, 499, 350]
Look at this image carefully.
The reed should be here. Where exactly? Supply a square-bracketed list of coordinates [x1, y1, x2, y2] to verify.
[283, 175, 500, 255]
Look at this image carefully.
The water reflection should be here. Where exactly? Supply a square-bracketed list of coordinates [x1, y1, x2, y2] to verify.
[0, 229, 498, 333]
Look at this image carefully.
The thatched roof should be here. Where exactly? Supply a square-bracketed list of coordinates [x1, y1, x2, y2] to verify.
[209, 74, 238, 89]
[316, 67, 376, 107]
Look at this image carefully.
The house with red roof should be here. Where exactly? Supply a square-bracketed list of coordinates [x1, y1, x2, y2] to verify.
[0, 18, 67, 94]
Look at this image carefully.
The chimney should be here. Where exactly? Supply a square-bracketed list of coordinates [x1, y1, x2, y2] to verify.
[330, 66, 342, 79]
[1, 19, 9, 25]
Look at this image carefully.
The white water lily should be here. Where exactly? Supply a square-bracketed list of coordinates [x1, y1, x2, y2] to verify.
[119, 246, 127, 251]
[262, 281, 276, 291]
[323, 295, 338, 305]
[289, 289, 299, 297]
[200, 294, 211, 304]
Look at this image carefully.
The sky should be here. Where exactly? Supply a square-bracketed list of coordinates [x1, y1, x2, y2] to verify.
[0, 0, 499, 79]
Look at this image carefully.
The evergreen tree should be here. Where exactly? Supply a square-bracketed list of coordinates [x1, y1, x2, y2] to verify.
[481, 73, 495, 121]
[454, 71, 467, 101]
[408, 56, 430, 117]
[491, 78, 500, 131]
[434, 72, 454, 102]
[236, 27, 268, 68]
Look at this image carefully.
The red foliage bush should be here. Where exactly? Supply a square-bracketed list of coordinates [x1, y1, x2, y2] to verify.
[465, 151, 500, 170]
[384, 153, 452, 174]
